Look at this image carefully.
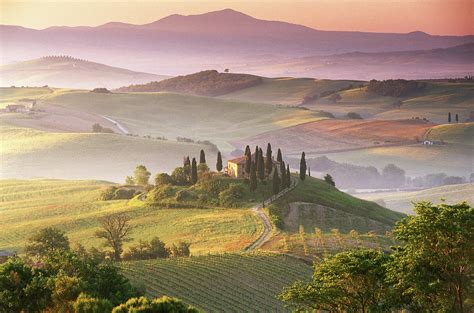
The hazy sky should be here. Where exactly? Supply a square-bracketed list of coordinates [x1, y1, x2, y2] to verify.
[1, 0, 472, 35]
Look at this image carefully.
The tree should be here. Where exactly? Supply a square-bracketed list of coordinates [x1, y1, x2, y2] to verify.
[280, 250, 392, 312]
[448, 111, 452, 123]
[170, 242, 191, 257]
[171, 167, 188, 185]
[456, 113, 459, 123]
[257, 148, 265, 181]
[286, 164, 291, 188]
[382, 164, 405, 188]
[125, 176, 135, 185]
[216, 151, 223, 172]
[280, 161, 287, 189]
[219, 183, 245, 208]
[25, 227, 70, 258]
[308, 166, 311, 177]
[73, 294, 113, 313]
[299, 152, 307, 181]
[324, 174, 335, 186]
[199, 149, 206, 164]
[276, 148, 283, 163]
[244, 146, 251, 175]
[191, 158, 198, 184]
[387, 201, 473, 312]
[154, 173, 173, 186]
[265, 143, 273, 175]
[112, 296, 198, 313]
[95, 214, 133, 261]
[272, 167, 280, 195]
[249, 161, 257, 192]
[134, 165, 151, 186]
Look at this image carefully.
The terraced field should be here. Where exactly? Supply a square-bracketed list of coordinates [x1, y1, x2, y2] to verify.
[120, 253, 312, 312]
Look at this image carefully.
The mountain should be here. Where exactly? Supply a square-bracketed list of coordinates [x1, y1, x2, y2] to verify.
[0, 56, 168, 89]
[1, 9, 472, 77]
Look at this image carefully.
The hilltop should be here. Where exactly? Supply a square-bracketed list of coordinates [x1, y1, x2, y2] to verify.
[0, 56, 168, 89]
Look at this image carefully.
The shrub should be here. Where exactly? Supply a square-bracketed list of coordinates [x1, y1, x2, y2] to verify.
[99, 187, 136, 200]
[346, 112, 363, 119]
[155, 173, 174, 186]
[219, 183, 245, 208]
[123, 237, 170, 261]
[147, 185, 176, 203]
[112, 296, 198, 313]
[171, 167, 189, 185]
[175, 189, 197, 202]
[170, 242, 191, 257]
[91, 88, 111, 94]
[73, 293, 113, 313]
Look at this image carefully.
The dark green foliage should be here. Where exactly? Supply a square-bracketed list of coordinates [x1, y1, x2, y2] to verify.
[272, 168, 280, 195]
[219, 183, 245, 208]
[455, 113, 459, 123]
[244, 146, 251, 175]
[448, 111, 452, 123]
[280, 250, 392, 312]
[324, 173, 335, 187]
[299, 152, 306, 181]
[191, 158, 198, 185]
[175, 189, 197, 202]
[155, 173, 174, 186]
[134, 165, 151, 186]
[244, 145, 251, 156]
[276, 148, 283, 163]
[346, 112, 363, 119]
[367, 79, 425, 97]
[250, 161, 257, 192]
[123, 237, 170, 261]
[147, 185, 176, 202]
[73, 293, 113, 313]
[257, 148, 265, 181]
[286, 165, 291, 188]
[25, 227, 70, 258]
[112, 296, 198, 313]
[117, 70, 263, 96]
[199, 149, 206, 164]
[99, 186, 136, 201]
[387, 201, 473, 312]
[171, 167, 189, 185]
[91, 88, 111, 94]
[280, 161, 287, 189]
[265, 143, 273, 174]
[216, 151, 223, 172]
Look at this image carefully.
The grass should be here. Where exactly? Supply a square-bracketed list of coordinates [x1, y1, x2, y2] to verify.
[120, 253, 312, 312]
[0, 179, 260, 255]
[356, 183, 474, 214]
[426, 122, 474, 145]
[0, 87, 54, 107]
[41, 90, 323, 151]
[0, 124, 216, 182]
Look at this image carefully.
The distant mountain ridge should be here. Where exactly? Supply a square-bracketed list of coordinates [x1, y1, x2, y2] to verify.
[1, 9, 473, 78]
[0, 56, 168, 89]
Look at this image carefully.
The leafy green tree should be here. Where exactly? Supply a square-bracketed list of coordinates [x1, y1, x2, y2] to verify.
[257, 148, 265, 181]
[25, 227, 70, 258]
[125, 176, 135, 185]
[199, 149, 206, 164]
[216, 151, 223, 172]
[73, 293, 113, 313]
[51, 274, 83, 312]
[299, 152, 306, 181]
[276, 148, 283, 163]
[219, 183, 245, 207]
[95, 214, 133, 261]
[272, 167, 280, 195]
[197, 163, 209, 174]
[324, 173, 335, 187]
[134, 165, 151, 186]
[265, 143, 273, 174]
[112, 296, 198, 313]
[171, 167, 188, 185]
[286, 164, 291, 188]
[250, 161, 257, 192]
[280, 250, 392, 312]
[387, 201, 473, 312]
[155, 173, 174, 186]
[191, 158, 198, 184]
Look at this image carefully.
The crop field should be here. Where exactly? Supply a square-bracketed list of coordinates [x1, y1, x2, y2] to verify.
[0, 179, 260, 254]
[120, 253, 313, 312]
[426, 122, 474, 145]
[356, 183, 474, 214]
[0, 124, 215, 182]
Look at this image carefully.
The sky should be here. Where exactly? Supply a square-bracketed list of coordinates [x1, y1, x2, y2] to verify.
[1, 0, 473, 35]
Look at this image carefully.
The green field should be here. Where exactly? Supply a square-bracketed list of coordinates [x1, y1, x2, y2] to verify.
[0, 179, 260, 254]
[0, 87, 55, 107]
[356, 183, 474, 214]
[41, 90, 323, 151]
[0, 124, 216, 182]
[426, 122, 474, 145]
[120, 253, 312, 312]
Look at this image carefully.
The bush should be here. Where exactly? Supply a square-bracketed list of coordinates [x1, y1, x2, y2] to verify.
[91, 88, 111, 94]
[346, 112, 363, 119]
[219, 183, 245, 208]
[155, 173, 174, 186]
[170, 242, 191, 257]
[171, 167, 189, 185]
[175, 189, 197, 202]
[92, 123, 114, 133]
[123, 237, 170, 261]
[99, 187, 136, 201]
[147, 185, 176, 203]
[73, 293, 113, 313]
[112, 296, 198, 313]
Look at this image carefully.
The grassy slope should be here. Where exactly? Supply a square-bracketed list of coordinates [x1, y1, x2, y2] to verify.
[426, 122, 474, 145]
[356, 183, 474, 214]
[120, 253, 312, 312]
[220, 77, 358, 105]
[0, 87, 54, 107]
[272, 176, 405, 231]
[0, 179, 260, 254]
[41, 90, 323, 151]
[0, 124, 216, 182]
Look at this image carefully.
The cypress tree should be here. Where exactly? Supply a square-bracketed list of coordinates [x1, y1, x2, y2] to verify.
[245, 147, 252, 175]
[276, 148, 283, 163]
[272, 167, 280, 195]
[265, 143, 273, 174]
[191, 158, 198, 184]
[257, 148, 265, 181]
[308, 166, 311, 177]
[280, 161, 287, 189]
[250, 161, 257, 192]
[199, 149, 206, 164]
[286, 164, 291, 188]
[448, 112, 452, 123]
[456, 114, 459, 123]
[244, 145, 251, 156]
[254, 146, 259, 160]
[183, 156, 190, 167]
[216, 151, 223, 172]
[299, 152, 307, 181]
[183, 156, 191, 182]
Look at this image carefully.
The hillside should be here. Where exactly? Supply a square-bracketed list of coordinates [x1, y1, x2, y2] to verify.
[0, 179, 260, 254]
[0, 56, 168, 89]
[356, 183, 474, 214]
[426, 123, 474, 145]
[116, 70, 263, 96]
[120, 253, 312, 312]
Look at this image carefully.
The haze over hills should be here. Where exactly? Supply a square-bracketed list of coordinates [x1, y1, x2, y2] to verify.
[1, 9, 473, 78]
[0, 56, 168, 89]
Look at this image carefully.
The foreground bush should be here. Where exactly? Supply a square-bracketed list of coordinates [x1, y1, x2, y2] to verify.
[73, 293, 113, 313]
[112, 296, 199, 313]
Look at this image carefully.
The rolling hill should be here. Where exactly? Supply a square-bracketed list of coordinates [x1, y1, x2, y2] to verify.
[1, 9, 472, 78]
[0, 56, 168, 89]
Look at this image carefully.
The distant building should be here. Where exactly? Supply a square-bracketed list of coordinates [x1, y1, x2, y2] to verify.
[226, 153, 280, 178]
[423, 140, 444, 145]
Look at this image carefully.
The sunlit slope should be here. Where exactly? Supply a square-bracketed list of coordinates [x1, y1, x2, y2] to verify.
[426, 123, 474, 145]
[0, 179, 259, 254]
[42, 91, 323, 151]
[0, 87, 54, 107]
[121, 253, 312, 312]
[1, 125, 216, 182]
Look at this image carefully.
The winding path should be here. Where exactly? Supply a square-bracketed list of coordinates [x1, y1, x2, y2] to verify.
[244, 178, 298, 252]
[101, 115, 130, 135]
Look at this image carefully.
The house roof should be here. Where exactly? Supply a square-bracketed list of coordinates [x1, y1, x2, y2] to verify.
[228, 154, 280, 165]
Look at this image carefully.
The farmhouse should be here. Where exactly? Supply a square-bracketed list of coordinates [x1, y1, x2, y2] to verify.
[226, 154, 280, 178]
[423, 140, 444, 145]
